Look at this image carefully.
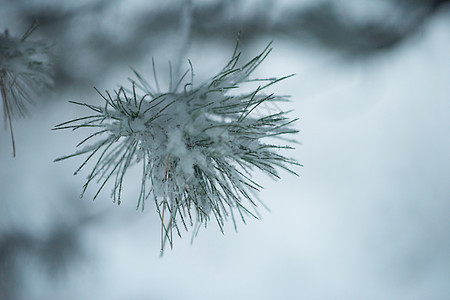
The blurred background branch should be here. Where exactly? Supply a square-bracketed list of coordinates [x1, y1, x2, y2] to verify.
[2, 0, 448, 86]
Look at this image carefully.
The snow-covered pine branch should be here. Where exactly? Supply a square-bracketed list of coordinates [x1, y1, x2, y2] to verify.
[54, 40, 300, 252]
[0, 22, 53, 157]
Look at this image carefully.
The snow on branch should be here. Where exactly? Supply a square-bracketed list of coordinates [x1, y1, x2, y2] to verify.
[54, 39, 300, 253]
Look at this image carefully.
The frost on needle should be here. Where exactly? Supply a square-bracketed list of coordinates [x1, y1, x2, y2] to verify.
[54, 40, 300, 251]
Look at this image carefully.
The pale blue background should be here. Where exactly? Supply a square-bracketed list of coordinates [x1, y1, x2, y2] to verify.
[1, 1, 449, 299]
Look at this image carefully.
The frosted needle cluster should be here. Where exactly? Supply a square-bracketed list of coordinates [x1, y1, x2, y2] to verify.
[0, 23, 53, 156]
[55, 41, 300, 251]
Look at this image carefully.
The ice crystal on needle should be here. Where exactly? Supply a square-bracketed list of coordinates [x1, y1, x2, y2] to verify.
[55, 41, 300, 251]
[0, 23, 53, 156]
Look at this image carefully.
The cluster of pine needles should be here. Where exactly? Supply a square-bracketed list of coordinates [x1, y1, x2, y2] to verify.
[0, 22, 53, 157]
[54, 40, 300, 252]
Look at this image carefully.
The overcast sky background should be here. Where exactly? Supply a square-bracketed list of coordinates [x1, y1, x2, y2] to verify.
[1, 1, 449, 299]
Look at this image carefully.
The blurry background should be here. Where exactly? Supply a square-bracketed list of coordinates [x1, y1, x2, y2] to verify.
[1, 0, 449, 299]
